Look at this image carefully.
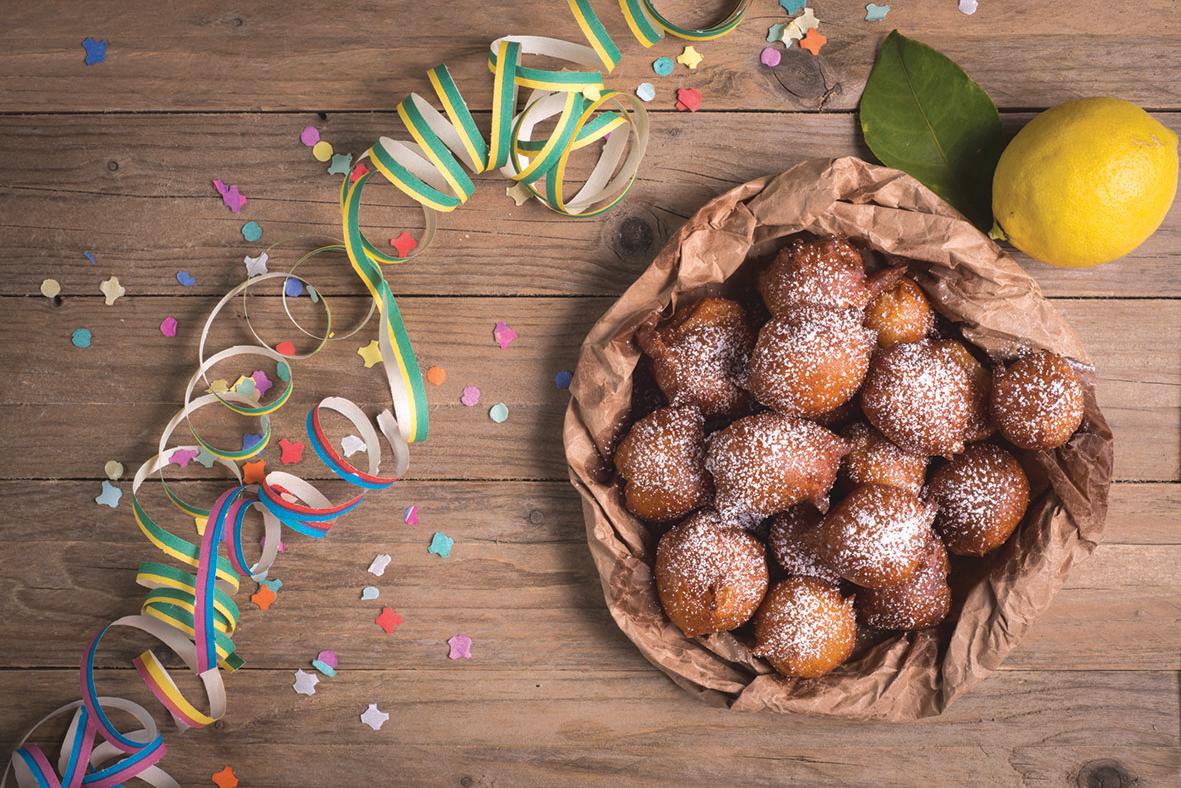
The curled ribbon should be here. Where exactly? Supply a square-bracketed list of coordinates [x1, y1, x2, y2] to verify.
[4, 2, 748, 785]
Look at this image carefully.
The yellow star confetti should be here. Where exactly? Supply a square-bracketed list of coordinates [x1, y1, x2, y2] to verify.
[99, 276, 125, 305]
[207, 379, 229, 394]
[357, 340, 382, 368]
[506, 182, 532, 207]
[676, 45, 703, 70]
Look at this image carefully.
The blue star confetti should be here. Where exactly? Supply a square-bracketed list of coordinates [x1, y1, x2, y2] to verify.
[865, 3, 890, 21]
[95, 480, 122, 508]
[82, 37, 108, 66]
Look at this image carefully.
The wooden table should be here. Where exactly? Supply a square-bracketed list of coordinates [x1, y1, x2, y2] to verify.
[1, 2, 1177, 785]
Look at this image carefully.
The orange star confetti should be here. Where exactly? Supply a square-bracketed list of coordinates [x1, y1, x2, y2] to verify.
[211, 766, 238, 788]
[243, 460, 266, 485]
[426, 366, 447, 386]
[251, 584, 277, 611]
[800, 28, 827, 56]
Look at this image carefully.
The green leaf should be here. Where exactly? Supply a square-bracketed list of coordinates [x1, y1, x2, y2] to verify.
[859, 30, 1002, 230]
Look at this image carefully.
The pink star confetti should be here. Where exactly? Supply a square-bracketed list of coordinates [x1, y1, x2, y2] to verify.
[251, 369, 273, 396]
[493, 321, 517, 349]
[460, 386, 481, 407]
[403, 504, 419, 525]
[375, 607, 403, 635]
[212, 179, 248, 213]
[169, 448, 199, 468]
[447, 634, 473, 660]
[278, 438, 304, 465]
[390, 231, 417, 258]
[675, 87, 702, 112]
[159, 316, 178, 337]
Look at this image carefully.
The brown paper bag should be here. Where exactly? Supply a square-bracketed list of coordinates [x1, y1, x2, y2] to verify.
[563, 157, 1114, 719]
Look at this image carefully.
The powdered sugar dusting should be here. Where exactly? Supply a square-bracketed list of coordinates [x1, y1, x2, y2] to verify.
[991, 350, 1084, 450]
[758, 236, 870, 314]
[615, 406, 712, 521]
[747, 305, 876, 415]
[656, 510, 768, 636]
[753, 577, 856, 676]
[859, 533, 951, 630]
[706, 411, 846, 527]
[767, 506, 842, 584]
[928, 443, 1029, 556]
[820, 484, 934, 588]
[861, 340, 972, 456]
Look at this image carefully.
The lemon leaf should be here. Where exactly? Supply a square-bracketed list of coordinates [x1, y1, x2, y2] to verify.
[859, 30, 1002, 231]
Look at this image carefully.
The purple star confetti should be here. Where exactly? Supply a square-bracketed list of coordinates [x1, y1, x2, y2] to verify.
[447, 634, 473, 660]
[251, 369, 273, 396]
[212, 179, 248, 213]
[169, 448, 200, 468]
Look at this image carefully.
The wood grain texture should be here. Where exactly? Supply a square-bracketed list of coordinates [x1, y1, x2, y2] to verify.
[1, 113, 1178, 299]
[2, 1, 1179, 783]
[0, 296, 1176, 481]
[0, 480, 1176, 673]
[1, 1, 1178, 113]
[1, 669, 1177, 786]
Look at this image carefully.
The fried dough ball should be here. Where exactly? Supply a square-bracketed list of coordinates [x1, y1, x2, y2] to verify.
[818, 484, 937, 589]
[746, 305, 877, 416]
[927, 443, 1030, 556]
[839, 422, 928, 496]
[860, 339, 974, 457]
[857, 532, 951, 630]
[705, 411, 847, 527]
[864, 276, 934, 349]
[990, 350, 1085, 450]
[757, 236, 871, 314]
[637, 297, 756, 421]
[767, 505, 842, 585]
[655, 510, 769, 637]
[614, 406, 713, 522]
[812, 399, 859, 430]
[937, 340, 995, 443]
[752, 577, 857, 678]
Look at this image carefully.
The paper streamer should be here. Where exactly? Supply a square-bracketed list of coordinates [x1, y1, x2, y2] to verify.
[3, 3, 750, 785]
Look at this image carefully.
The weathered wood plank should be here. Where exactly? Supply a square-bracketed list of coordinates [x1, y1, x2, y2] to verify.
[1, 669, 1176, 786]
[0, 296, 1176, 481]
[1, 113, 1177, 298]
[0, 481, 1175, 672]
[1, 1, 1177, 113]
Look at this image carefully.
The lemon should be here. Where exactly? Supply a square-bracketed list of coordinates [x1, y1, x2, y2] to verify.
[992, 97, 1178, 268]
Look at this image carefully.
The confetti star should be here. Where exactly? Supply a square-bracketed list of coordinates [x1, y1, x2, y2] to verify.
[260, 577, 283, 592]
[865, 3, 890, 21]
[676, 45, 703, 70]
[244, 252, 269, 277]
[195, 449, 216, 468]
[242, 432, 264, 453]
[505, 182, 532, 206]
[800, 28, 827, 56]
[493, 321, 517, 349]
[780, 0, 806, 13]
[95, 480, 122, 508]
[292, 668, 319, 696]
[360, 585, 380, 600]
[341, 435, 366, 457]
[357, 340, 382, 368]
[782, 20, 804, 44]
[375, 607, 404, 635]
[169, 447, 199, 468]
[211, 766, 239, 788]
[212, 179, 248, 213]
[251, 369, 273, 396]
[675, 87, 703, 113]
[428, 531, 454, 558]
[767, 23, 787, 43]
[278, 438, 303, 464]
[368, 554, 392, 577]
[99, 276, 125, 305]
[82, 37, 108, 65]
[390, 230, 417, 258]
[958, 0, 978, 13]
[795, 7, 820, 33]
[447, 634, 473, 660]
[349, 163, 370, 183]
[284, 277, 305, 298]
[242, 460, 266, 484]
[327, 152, 353, 175]
[251, 584, 277, 611]
[360, 703, 389, 731]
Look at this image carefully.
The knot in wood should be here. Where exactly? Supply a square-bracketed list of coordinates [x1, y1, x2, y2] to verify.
[1076, 759, 1137, 788]
[616, 215, 654, 256]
